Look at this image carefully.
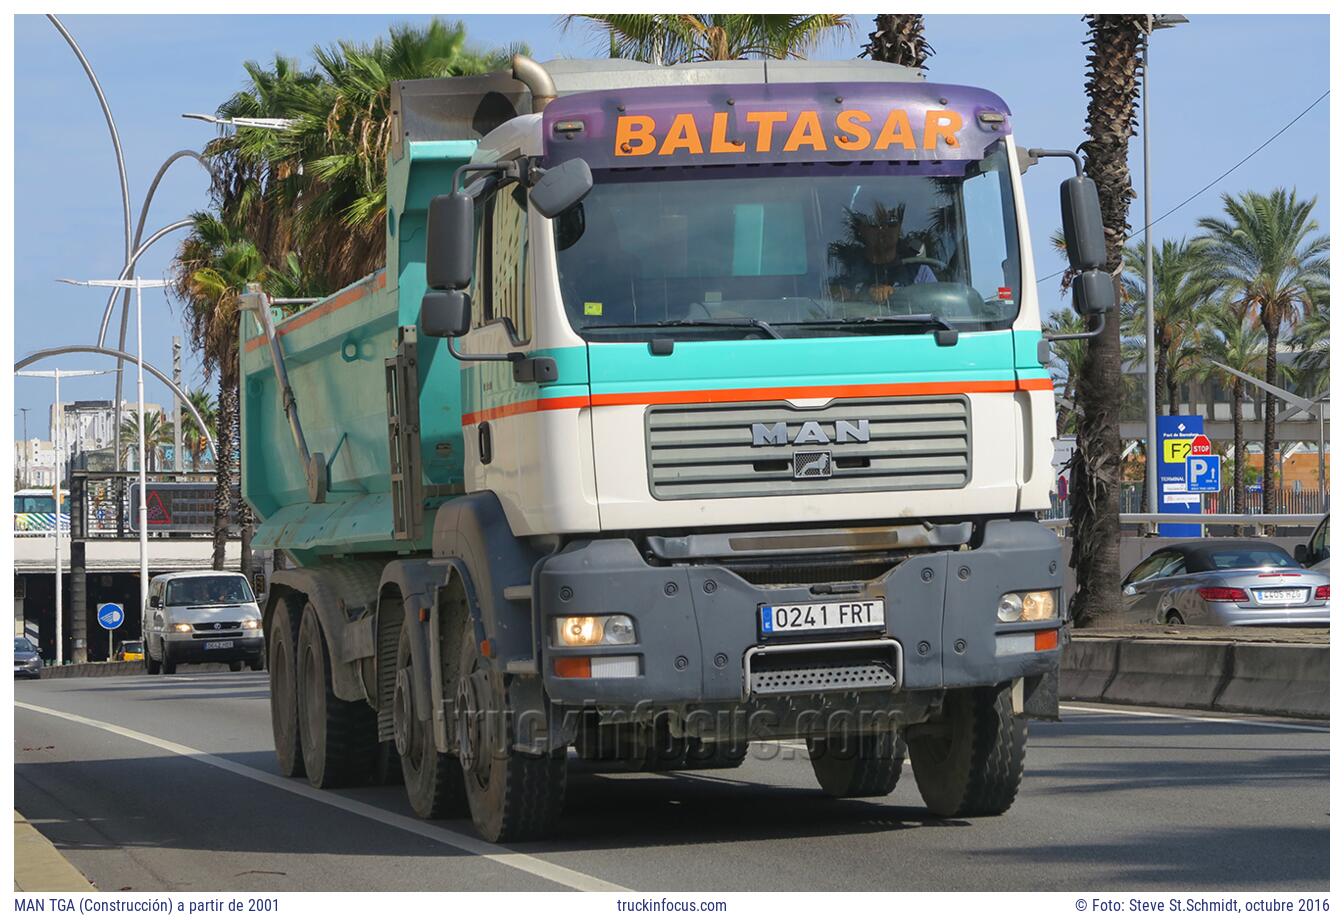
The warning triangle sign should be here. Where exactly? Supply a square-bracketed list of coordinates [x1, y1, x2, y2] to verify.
[145, 489, 172, 525]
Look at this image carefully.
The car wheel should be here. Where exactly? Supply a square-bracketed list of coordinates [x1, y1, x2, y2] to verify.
[145, 642, 161, 675]
[162, 646, 177, 676]
[229, 660, 244, 673]
[1165, 611, 1185, 626]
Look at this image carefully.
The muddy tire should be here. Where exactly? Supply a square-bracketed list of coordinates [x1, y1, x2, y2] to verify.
[268, 599, 305, 777]
[808, 730, 904, 797]
[909, 684, 1026, 817]
[457, 621, 565, 841]
[396, 623, 466, 817]
[296, 603, 378, 788]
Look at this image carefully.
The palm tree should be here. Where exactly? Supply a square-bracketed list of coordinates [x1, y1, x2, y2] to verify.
[198, 20, 514, 292]
[118, 409, 173, 472]
[1070, 15, 1147, 627]
[180, 387, 218, 472]
[1043, 311, 1088, 434]
[172, 211, 266, 569]
[1195, 307, 1268, 527]
[1285, 299, 1329, 399]
[564, 15, 849, 64]
[1119, 238, 1218, 414]
[1195, 188, 1329, 513]
[859, 15, 934, 70]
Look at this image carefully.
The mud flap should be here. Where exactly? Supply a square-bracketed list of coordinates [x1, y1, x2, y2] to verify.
[1020, 670, 1060, 721]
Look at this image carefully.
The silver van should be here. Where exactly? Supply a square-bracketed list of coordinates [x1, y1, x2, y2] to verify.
[143, 570, 265, 674]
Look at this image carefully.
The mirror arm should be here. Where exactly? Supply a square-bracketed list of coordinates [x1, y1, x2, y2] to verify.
[1043, 310, 1107, 342]
[445, 337, 558, 383]
[1027, 147, 1084, 177]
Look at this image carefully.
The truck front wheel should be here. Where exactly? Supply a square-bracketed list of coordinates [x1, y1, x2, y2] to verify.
[908, 684, 1027, 817]
[295, 603, 378, 788]
[807, 730, 904, 797]
[456, 621, 566, 842]
[395, 624, 466, 818]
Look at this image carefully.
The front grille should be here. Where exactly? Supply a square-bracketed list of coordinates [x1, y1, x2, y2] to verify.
[646, 396, 970, 500]
[719, 553, 901, 587]
[744, 638, 903, 699]
[195, 631, 242, 639]
[193, 621, 242, 631]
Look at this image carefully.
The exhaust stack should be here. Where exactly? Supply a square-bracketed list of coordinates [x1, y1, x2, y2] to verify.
[511, 54, 557, 113]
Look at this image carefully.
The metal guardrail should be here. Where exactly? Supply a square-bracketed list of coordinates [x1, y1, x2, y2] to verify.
[1039, 511, 1324, 534]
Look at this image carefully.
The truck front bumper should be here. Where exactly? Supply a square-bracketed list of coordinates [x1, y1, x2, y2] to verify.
[535, 518, 1063, 712]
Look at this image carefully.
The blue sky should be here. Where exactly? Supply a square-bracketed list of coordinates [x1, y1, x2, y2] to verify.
[12, 14, 1330, 438]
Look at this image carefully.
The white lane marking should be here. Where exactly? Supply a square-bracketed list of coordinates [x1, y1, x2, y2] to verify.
[1061, 704, 1329, 733]
[15, 701, 626, 892]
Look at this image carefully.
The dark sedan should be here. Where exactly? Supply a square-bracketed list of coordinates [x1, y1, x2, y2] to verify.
[14, 636, 42, 679]
[1122, 540, 1329, 626]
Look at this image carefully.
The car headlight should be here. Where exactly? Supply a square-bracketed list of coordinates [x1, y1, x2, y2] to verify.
[171, 623, 193, 633]
[241, 618, 260, 629]
[997, 590, 1057, 623]
[553, 615, 636, 647]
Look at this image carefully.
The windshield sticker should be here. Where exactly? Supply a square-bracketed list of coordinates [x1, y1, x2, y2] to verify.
[584, 301, 604, 316]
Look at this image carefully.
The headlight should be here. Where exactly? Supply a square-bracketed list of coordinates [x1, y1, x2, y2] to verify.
[553, 615, 636, 647]
[997, 590, 1057, 623]
[171, 623, 193, 633]
[241, 618, 260, 629]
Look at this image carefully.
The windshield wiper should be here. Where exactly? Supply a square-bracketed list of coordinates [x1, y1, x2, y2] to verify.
[581, 318, 782, 339]
[187, 603, 244, 609]
[780, 313, 959, 345]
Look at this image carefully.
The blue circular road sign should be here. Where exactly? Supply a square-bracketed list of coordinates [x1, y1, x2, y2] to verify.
[97, 602, 125, 630]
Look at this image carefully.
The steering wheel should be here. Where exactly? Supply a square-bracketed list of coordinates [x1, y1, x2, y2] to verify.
[900, 255, 948, 273]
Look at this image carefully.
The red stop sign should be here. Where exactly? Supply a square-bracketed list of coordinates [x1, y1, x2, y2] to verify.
[1190, 434, 1213, 455]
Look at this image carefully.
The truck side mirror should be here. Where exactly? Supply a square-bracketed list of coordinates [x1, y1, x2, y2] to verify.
[529, 158, 593, 219]
[1071, 268, 1116, 316]
[1060, 176, 1107, 271]
[425, 193, 475, 290]
[420, 290, 472, 339]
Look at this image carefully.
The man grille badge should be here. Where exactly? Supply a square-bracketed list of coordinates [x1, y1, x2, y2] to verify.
[793, 450, 833, 479]
[214, 623, 222, 630]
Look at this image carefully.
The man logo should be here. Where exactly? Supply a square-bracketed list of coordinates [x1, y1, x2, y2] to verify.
[793, 451, 833, 480]
[751, 419, 870, 447]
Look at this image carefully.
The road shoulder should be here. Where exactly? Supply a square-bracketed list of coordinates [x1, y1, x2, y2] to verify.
[14, 810, 97, 892]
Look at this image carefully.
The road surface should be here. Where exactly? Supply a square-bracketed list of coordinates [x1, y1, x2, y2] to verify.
[14, 671, 1329, 891]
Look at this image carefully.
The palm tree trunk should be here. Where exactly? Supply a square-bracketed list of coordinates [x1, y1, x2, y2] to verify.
[1154, 347, 1167, 419]
[1070, 15, 1145, 627]
[213, 372, 237, 570]
[861, 15, 934, 71]
[1167, 377, 1179, 416]
[1232, 378, 1246, 536]
[1262, 327, 1279, 516]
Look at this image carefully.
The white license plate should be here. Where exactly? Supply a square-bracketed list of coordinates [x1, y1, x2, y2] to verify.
[761, 600, 885, 634]
[1255, 588, 1308, 604]
[203, 640, 235, 651]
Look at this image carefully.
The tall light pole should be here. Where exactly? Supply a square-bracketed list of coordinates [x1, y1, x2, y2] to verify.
[60, 277, 170, 622]
[17, 368, 108, 663]
[18, 407, 29, 487]
[1142, 13, 1189, 523]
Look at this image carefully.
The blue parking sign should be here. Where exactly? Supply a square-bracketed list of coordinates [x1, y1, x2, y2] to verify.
[1185, 455, 1221, 493]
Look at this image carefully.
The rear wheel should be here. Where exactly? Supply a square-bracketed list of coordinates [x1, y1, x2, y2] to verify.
[808, 730, 904, 797]
[1165, 611, 1185, 626]
[457, 621, 566, 841]
[395, 623, 465, 817]
[296, 604, 378, 788]
[268, 599, 304, 777]
[908, 684, 1026, 817]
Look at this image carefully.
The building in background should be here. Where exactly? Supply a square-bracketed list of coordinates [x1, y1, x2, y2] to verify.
[14, 439, 56, 488]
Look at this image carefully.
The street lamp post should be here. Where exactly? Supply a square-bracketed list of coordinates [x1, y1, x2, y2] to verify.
[1142, 14, 1188, 526]
[60, 278, 170, 627]
[17, 368, 108, 663]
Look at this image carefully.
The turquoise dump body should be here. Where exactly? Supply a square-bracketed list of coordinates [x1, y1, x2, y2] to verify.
[242, 140, 477, 566]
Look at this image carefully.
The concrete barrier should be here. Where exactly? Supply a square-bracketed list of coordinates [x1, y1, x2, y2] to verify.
[1217, 643, 1330, 719]
[1061, 634, 1328, 721]
[1102, 640, 1230, 710]
[41, 661, 233, 679]
[1059, 639, 1118, 699]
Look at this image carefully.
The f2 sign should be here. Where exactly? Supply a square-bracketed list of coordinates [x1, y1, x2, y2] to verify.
[1185, 455, 1221, 493]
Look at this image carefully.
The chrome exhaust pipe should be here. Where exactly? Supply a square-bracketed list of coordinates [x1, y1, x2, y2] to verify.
[511, 54, 557, 113]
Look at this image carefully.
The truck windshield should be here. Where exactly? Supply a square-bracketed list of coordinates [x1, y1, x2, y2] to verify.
[554, 142, 1021, 339]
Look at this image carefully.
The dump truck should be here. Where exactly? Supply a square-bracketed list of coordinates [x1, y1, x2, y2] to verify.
[241, 55, 1113, 842]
